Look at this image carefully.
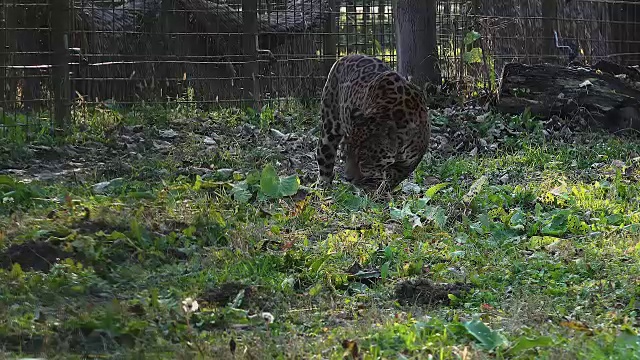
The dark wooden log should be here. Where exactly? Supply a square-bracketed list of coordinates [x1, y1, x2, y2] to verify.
[496, 61, 640, 131]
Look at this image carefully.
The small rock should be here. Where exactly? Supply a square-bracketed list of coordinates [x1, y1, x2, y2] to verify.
[612, 160, 625, 168]
[204, 136, 217, 145]
[216, 168, 234, 179]
[153, 140, 173, 151]
[158, 129, 178, 139]
[92, 177, 124, 194]
[422, 176, 441, 186]
[270, 128, 287, 139]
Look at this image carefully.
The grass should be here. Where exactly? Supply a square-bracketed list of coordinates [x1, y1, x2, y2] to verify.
[1, 100, 640, 359]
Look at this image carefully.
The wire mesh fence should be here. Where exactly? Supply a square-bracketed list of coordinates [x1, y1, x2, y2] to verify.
[1, 0, 640, 141]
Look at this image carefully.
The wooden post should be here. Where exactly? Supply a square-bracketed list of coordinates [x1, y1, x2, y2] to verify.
[0, 2, 6, 108]
[542, 0, 557, 62]
[242, 0, 259, 110]
[51, 0, 71, 134]
[0, 1, 17, 110]
[160, 0, 173, 98]
[323, 0, 337, 75]
[346, 1, 356, 53]
[395, 0, 441, 88]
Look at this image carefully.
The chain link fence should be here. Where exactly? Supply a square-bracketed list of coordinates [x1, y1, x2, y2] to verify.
[1, 0, 639, 140]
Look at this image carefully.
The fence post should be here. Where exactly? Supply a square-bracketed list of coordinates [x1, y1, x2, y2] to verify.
[323, 0, 337, 75]
[51, 0, 71, 134]
[242, 0, 259, 110]
[542, 0, 557, 62]
[0, 2, 6, 109]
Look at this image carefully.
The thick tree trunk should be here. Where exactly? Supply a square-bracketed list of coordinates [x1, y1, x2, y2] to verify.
[394, 0, 440, 89]
[496, 61, 640, 131]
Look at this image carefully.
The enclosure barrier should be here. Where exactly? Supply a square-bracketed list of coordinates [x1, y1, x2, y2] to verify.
[1, 0, 639, 139]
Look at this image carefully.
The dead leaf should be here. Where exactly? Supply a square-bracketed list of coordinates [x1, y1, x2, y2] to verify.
[342, 339, 361, 360]
[559, 320, 593, 335]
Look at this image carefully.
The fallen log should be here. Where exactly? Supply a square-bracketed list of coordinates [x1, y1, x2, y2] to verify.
[496, 61, 640, 132]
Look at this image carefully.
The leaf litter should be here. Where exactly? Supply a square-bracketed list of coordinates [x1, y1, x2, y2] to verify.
[2, 104, 640, 358]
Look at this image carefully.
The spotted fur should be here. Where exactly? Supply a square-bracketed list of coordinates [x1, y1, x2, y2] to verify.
[316, 54, 431, 192]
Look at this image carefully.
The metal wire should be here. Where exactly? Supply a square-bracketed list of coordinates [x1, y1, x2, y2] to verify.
[1, 0, 640, 139]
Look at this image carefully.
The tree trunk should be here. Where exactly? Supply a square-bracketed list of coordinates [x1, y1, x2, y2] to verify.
[394, 0, 440, 89]
[496, 61, 640, 132]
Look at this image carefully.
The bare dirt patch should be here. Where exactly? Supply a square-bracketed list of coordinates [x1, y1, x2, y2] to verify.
[0, 241, 75, 272]
[395, 278, 471, 306]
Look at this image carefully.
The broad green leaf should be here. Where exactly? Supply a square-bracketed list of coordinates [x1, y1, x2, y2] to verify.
[231, 182, 252, 203]
[390, 202, 414, 220]
[390, 207, 404, 220]
[528, 236, 562, 250]
[182, 226, 197, 237]
[401, 202, 414, 218]
[506, 336, 554, 355]
[279, 175, 300, 197]
[510, 210, 526, 229]
[463, 175, 488, 203]
[478, 213, 493, 230]
[337, 192, 367, 211]
[463, 30, 481, 45]
[347, 282, 368, 294]
[380, 261, 390, 280]
[414, 197, 430, 211]
[542, 210, 570, 236]
[606, 213, 624, 226]
[245, 171, 262, 186]
[260, 164, 280, 198]
[463, 318, 506, 351]
[309, 283, 323, 296]
[310, 254, 330, 274]
[424, 182, 449, 199]
[624, 224, 640, 233]
[434, 207, 447, 229]
[384, 245, 393, 260]
[106, 231, 129, 240]
[615, 330, 640, 349]
[463, 47, 483, 64]
[0, 175, 16, 187]
[193, 175, 203, 191]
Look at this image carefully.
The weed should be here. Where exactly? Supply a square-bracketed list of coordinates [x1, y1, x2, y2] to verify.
[1, 103, 640, 359]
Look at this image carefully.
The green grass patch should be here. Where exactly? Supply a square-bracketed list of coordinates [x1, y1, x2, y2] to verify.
[1, 103, 640, 359]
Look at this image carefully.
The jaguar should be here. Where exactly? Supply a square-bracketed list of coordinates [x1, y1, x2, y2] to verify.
[316, 54, 431, 192]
